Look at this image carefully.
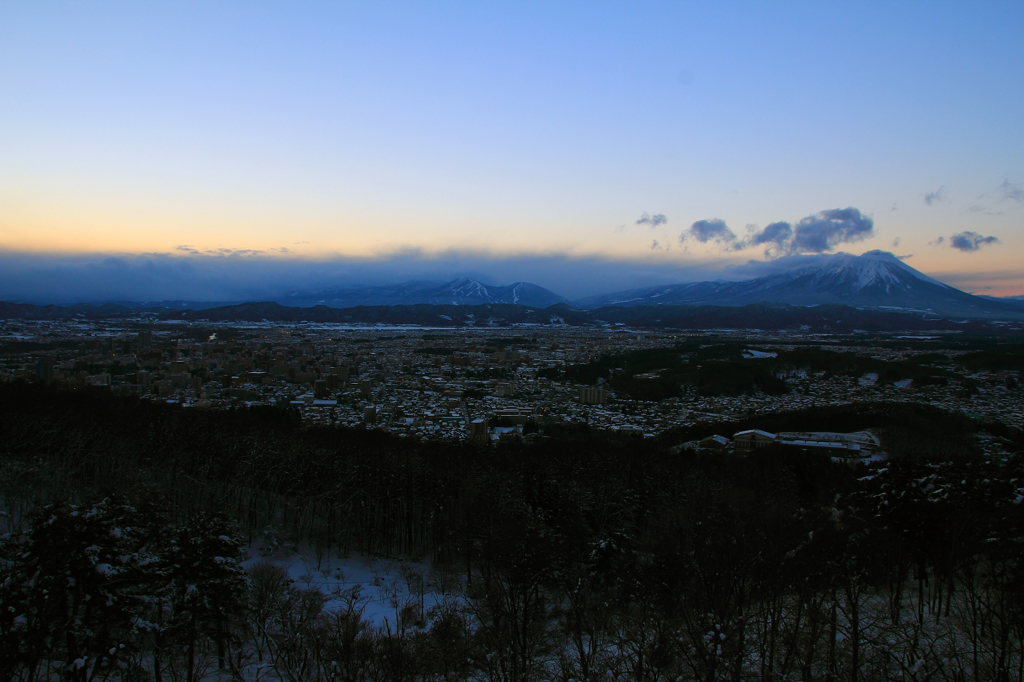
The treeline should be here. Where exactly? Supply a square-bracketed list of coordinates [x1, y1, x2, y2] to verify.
[657, 401, 1016, 463]
[3, 383, 1024, 680]
[542, 339, 1023, 401]
[2, 497, 245, 682]
[958, 342, 1024, 373]
[540, 343, 788, 399]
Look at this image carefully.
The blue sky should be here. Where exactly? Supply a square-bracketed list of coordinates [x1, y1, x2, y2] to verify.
[2, 1, 1022, 301]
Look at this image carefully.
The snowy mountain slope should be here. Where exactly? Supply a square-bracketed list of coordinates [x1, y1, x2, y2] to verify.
[280, 278, 569, 308]
[574, 251, 1022, 318]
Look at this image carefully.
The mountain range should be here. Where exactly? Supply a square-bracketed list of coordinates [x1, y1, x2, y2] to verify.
[574, 250, 1021, 318]
[279, 278, 569, 308]
[2, 251, 1023, 323]
[271, 251, 1018, 319]
[0, 300, 239, 320]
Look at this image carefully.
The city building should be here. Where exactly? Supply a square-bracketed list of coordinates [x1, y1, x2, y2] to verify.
[733, 429, 777, 450]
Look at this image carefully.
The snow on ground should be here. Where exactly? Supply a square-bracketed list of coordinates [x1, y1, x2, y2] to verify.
[240, 541, 446, 628]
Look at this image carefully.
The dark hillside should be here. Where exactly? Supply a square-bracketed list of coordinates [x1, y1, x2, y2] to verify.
[3, 383, 1024, 680]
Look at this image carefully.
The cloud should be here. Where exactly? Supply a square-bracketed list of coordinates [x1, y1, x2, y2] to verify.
[0, 249, 746, 304]
[215, 248, 265, 257]
[722, 249, 918, 281]
[174, 245, 267, 257]
[891, 237, 901, 248]
[998, 179, 1024, 203]
[789, 207, 874, 254]
[723, 252, 837, 278]
[680, 207, 875, 258]
[949, 231, 1000, 252]
[929, 236, 945, 246]
[721, 207, 873, 257]
[744, 221, 792, 255]
[636, 212, 668, 228]
[938, 269, 1024, 285]
[923, 186, 946, 206]
[969, 206, 1004, 216]
[681, 218, 736, 247]
[650, 239, 661, 250]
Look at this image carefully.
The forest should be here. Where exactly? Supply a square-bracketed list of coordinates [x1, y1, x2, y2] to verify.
[2, 381, 1024, 681]
[536, 339, 988, 400]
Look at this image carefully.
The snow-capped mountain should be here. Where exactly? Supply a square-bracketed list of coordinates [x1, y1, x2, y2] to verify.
[574, 251, 1022, 318]
[281, 278, 570, 308]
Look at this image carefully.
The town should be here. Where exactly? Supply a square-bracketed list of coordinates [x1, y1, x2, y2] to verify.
[3, 316, 1021, 455]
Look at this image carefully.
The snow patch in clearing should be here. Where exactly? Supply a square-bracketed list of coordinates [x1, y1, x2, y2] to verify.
[240, 541, 447, 629]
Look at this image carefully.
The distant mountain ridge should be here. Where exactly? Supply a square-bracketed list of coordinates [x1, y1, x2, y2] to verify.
[280, 278, 569, 308]
[157, 300, 1001, 332]
[0, 300, 237, 320]
[3, 252, 1022, 322]
[573, 251, 1022, 318]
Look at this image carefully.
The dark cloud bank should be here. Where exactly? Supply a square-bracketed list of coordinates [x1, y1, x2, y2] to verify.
[0, 250, 744, 305]
[0, 207, 888, 305]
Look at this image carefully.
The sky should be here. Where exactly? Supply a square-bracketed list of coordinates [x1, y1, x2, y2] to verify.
[2, 1, 1023, 302]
